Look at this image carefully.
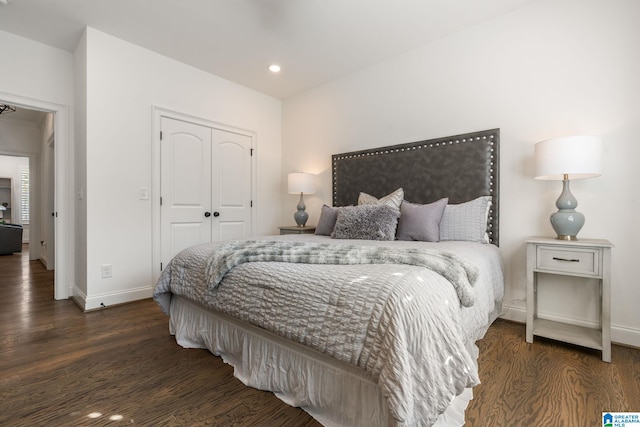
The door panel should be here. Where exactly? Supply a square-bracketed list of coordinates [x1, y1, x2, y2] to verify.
[171, 139, 206, 206]
[219, 222, 246, 242]
[170, 223, 203, 257]
[219, 142, 245, 206]
[212, 129, 252, 242]
[160, 117, 212, 265]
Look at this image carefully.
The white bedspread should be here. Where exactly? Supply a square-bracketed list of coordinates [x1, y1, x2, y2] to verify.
[154, 235, 503, 426]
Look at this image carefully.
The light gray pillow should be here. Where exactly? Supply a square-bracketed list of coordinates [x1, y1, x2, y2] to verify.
[439, 196, 491, 243]
[315, 204, 340, 236]
[358, 188, 404, 210]
[396, 198, 448, 242]
[332, 205, 400, 241]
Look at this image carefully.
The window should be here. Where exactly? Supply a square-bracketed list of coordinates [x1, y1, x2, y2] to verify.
[19, 166, 29, 224]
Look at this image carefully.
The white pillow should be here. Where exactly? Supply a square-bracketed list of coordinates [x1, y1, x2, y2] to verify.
[439, 196, 491, 243]
[358, 188, 404, 210]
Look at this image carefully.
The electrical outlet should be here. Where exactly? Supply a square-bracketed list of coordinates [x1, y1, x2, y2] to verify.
[101, 264, 112, 279]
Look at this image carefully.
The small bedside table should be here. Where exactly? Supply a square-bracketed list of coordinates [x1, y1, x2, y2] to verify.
[279, 226, 316, 235]
[526, 237, 613, 362]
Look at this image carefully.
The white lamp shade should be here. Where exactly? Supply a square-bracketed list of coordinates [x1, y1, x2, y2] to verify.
[534, 135, 602, 180]
[288, 172, 316, 194]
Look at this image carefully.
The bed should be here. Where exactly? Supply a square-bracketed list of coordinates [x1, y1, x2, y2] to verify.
[154, 128, 503, 427]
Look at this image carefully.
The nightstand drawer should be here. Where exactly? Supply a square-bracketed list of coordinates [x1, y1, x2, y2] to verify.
[536, 246, 599, 275]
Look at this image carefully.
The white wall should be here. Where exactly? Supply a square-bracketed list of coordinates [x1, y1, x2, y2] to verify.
[0, 30, 74, 106]
[282, 0, 640, 346]
[79, 28, 282, 310]
[0, 118, 41, 154]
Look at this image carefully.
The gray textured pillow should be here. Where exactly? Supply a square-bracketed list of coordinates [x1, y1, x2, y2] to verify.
[315, 204, 340, 236]
[332, 205, 400, 241]
[358, 188, 404, 209]
[396, 198, 448, 242]
[439, 196, 491, 243]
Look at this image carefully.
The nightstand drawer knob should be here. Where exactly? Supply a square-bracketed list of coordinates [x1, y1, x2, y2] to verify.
[552, 257, 580, 262]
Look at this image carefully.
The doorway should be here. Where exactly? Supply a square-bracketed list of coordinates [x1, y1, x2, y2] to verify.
[0, 93, 72, 300]
[151, 107, 257, 281]
[0, 108, 53, 268]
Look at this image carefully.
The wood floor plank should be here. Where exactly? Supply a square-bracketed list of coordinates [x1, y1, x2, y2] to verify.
[466, 319, 640, 426]
[1, 246, 638, 426]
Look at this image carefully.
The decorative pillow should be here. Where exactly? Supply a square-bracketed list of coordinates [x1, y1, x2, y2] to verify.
[358, 188, 404, 210]
[332, 205, 400, 241]
[396, 198, 448, 242]
[439, 196, 492, 243]
[315, 204, 341, 236]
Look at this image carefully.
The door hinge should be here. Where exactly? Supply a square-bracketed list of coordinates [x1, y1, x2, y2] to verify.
[160, 197, 163, 206]
[250, 200, 253, 207]
[160, 131, 163, 140]
[160, 262, 163, 271]
[250, 148, 254, 156]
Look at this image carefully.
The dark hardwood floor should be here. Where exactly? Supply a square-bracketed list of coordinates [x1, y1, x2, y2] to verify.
[1, 246, 638, 426]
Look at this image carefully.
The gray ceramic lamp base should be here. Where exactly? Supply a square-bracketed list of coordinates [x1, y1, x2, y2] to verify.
[293, 193, 309, 227]
[550, 179, 585, 240]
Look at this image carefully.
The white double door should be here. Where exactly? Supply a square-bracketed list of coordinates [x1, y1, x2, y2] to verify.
[160, 117, 252, 267]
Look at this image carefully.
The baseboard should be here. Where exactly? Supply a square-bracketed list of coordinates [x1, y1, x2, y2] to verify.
[611, 325, 640, 349]
[499, 303, 640, 349]
[72, 286, 153, 311]
[498, 303, 526, 323]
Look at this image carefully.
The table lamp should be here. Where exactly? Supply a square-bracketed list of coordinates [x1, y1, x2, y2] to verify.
[288, 172, 315, 227]
[534, 135, 602, 240]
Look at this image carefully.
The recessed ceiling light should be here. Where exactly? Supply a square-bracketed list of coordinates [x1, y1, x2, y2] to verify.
[268, 64, 281, 73]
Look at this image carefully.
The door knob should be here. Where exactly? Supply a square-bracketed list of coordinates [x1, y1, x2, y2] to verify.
[204, 212, 211, 218]
[213, 211, 220, 217]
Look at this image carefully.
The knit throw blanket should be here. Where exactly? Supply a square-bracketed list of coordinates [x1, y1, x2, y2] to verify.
[205, 240, 478, 307]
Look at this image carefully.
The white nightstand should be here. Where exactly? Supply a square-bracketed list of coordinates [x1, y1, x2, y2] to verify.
[526, 237, 613, 362]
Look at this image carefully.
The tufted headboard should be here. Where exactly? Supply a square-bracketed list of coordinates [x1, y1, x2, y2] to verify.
[332, 128, 500, 245]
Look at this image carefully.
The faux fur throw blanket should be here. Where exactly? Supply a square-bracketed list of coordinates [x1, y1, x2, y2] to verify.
[205, 240, 479, 307]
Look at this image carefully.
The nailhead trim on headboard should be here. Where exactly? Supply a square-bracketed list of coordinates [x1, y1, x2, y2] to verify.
[332, 129, 500, 245]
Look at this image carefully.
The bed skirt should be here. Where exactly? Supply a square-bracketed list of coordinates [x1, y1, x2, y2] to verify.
[169, 295, 473, 427]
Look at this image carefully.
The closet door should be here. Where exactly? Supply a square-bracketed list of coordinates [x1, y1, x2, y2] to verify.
[160, 118, 253, 267]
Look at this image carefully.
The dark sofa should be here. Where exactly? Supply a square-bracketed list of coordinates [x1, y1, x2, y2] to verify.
[0, 223, 23, 255]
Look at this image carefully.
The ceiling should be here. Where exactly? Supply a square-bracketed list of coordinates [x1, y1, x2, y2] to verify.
[0, 0, 536, 99]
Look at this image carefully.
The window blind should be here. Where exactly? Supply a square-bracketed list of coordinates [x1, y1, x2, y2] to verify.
[20, 166, 29, 224]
